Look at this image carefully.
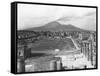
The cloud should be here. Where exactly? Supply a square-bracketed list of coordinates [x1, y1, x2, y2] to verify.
[18, 4, 96, 31]
[58, 11, 96, 31]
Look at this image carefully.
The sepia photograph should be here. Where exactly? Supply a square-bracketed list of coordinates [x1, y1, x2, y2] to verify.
[16, 2, 97, 73]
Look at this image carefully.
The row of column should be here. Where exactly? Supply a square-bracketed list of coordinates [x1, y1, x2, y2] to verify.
[81, 41, 94, 65]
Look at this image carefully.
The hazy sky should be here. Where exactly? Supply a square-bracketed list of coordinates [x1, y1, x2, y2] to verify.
[18, 4, 96, 31]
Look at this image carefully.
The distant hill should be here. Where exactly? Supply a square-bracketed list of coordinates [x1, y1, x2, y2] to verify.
[26, 21, 90, 32]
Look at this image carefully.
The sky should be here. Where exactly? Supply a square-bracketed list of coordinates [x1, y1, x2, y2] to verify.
[18, 3, 96, 31]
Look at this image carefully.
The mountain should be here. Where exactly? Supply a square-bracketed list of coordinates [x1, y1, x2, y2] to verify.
[26, 21, 89, 32]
